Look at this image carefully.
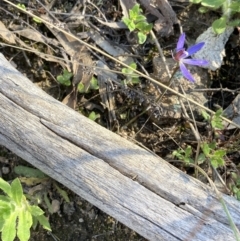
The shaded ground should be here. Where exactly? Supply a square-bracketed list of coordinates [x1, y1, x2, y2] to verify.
[1, 0, 240, 240]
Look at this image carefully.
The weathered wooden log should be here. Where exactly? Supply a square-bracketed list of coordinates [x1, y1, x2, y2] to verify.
[0, 53, 240, 241]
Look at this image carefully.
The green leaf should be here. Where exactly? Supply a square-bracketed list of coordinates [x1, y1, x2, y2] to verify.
[201, 142, 211, 156]
[212, 17, 227, 34]
[28, 205, 44, 217]
[0, 178, 12, 197]
[122, 17, 135, 31]
[213, 149, 226, 158]
[229, 2, 240, 12]
[201, 110, 210, 121]
[136, 22, 152, 33]
[77, 83, 85, 93]
[135, 15, 147, 22]
[35, 215, 51, 231]
[88, 111, 100, 121]
[57, 70, 72, 86]
[14, 165, 46, 178]
[228, 19, 240, 26]
[201, 0, 225, 8]
[197, 153, 206, 164]
[185, 146, 192, 157]
[11, 178, 23, 205]
[43, 193, 53, 214]
[129, 4, 142, 19]
[198, 6, 209, 13]
[137, 32, 147, 44]
[0, 200, 12, 220]
[17, 3, 26, 10]
[90, 77, 99, 90]
[2, 212, 18, 241]
[33, 17, 42, 23]
[211, 156, 224, 168]
[54, 183, 70, 203]
[17, 210, 32, 241]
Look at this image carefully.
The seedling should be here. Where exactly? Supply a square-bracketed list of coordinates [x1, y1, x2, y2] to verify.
[56, 69, 73, 86]
[122, 4, 153, 44]
[0, 178, 51, 241]
[88, 111, 100, 121]
[190, 0, 240, 34]
[173, 109, 226, 168]
[78, 76, 99, 93]
[122, 62, 140, 85]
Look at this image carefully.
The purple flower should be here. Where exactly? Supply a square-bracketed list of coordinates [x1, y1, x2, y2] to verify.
[173, 33, 208, 82]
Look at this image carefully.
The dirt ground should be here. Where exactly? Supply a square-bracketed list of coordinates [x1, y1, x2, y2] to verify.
[1, 0, 240, 240]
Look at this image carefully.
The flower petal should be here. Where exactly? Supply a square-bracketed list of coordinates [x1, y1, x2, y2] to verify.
[179, 62, 195, 82]
[182, 58, 208, 66]
[177, 33, 185, 50]
[187, 42, 205, 55]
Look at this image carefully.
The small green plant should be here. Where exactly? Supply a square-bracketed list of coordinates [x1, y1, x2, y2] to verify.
[190, 0, 240, 34]
[88, 111, 100, 121]
[0, 178, 51, 241]
[172, 145, 195, 164]
[173, 109, 226, 168]
[17, 3, 42, 23]
[78, 76, 99, 93]
[57, 69, 73, 86]
[121, 62, 140, 85]
[122, 4, 153, 44]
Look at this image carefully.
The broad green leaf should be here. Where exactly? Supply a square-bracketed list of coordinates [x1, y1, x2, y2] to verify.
[0, 195, 11, 203]
[135, 15, 146, 22]
[11, 178, 23, 205]
[1, 212, 17, 241]
[88, 111, 100, 121]
[0, 200, 12, 216]
[14, 165, 46, 178]
[201, 143, 211, 156]
[29, 205, 44, 217]
[137, 32, 147, 44]
[77, 83, 85, 93]
[54, 183, 70, 203]
[63, 69, 73, 80]
[201, 0, 225, 8]
[131, 77, 140, 84]
[122, 17, 135, 31]
[209, 141, 216, 149]
[212, 17, 227, 34]
[185, 146, 192, 157]
[198, 6, 209, 13]
[0, 178, 12, 197]
[90, 77, 99, 90]
[214, 149, 226, 158]
[211, 157, 224, 168]
[129, 62, 137, 70]
[197, 153, 206, 164]
[136, 22, 152, 33]
[17, 210, 32, 241]
[129, 4, 142, 19]
[36, 215, 51, 231]
[229, 2, 240, 12]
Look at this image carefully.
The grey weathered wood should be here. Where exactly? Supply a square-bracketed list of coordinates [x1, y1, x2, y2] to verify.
[0, 53, 240, 241]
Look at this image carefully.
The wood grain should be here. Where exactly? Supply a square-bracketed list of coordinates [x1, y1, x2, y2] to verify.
[0, 53, 239, 241]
